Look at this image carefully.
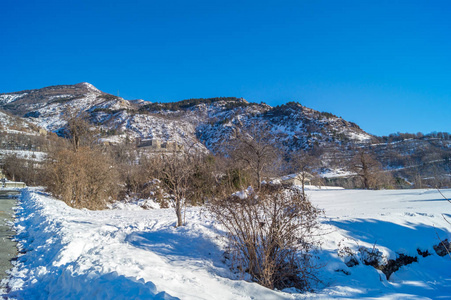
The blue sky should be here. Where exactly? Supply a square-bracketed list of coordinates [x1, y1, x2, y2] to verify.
[1, 0, 450, 136]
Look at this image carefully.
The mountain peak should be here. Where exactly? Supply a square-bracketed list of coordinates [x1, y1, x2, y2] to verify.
[0, 83, 376, 153]
[75, 82, 100, 93]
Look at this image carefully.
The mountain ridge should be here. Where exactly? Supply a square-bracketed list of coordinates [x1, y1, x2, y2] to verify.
[0, 82, 374, 153]
[1, 82, 450, 188]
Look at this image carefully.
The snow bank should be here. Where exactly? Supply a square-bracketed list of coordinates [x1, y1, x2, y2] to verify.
[3, 189, 289, 300]
[2, 188, 451, 299]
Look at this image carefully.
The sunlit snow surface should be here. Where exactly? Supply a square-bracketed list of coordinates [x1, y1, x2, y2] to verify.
[0, 93, 28, 105]
[2, 188, 450, 299]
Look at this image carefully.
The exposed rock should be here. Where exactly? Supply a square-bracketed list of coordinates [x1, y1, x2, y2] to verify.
[379, 254, 418, 280]
[417, 248, 432, 258]
[345, 257, 359, 268]
[433, 239, 451, 257]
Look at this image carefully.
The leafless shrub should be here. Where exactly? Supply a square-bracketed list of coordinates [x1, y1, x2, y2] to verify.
[337, 239, 387, 268]
[288, 151, 321, 197]
[2, 154, 43, 185]
[209, 183, 321, 290]
[160, 151, 196, 227]
[44, 146, 119, 210]
[229, 123, 281, 191]
[349, 150, 394, 189]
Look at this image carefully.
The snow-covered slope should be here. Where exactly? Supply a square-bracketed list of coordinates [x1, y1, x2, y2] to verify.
[196, 101, 373, 152]
[0, 111, 33, 133]
[2, 188, 450, 299]
[2, 83, 449, 181]
[0, 83, 374, 154]
[0, 93, 28, 105]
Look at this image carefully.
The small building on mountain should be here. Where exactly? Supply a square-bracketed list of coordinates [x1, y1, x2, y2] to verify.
[137, 138, 184, 152]
[138, 139, 161, 149]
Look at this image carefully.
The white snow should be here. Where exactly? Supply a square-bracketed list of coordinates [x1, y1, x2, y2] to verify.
[345, 131, 372, 142]
[3, 129, 36, 136]
[2, 188, 451, 299]
[304, 185, 344, 190]
[0, 111, 31, 130]
[321, 169, 356, 178]
[79, 82, 101, 93]
[0, 150, 47, 162]
[232, 186, 254, 199]
[47, 94, 73, 101]
[0, 93, 27, 105]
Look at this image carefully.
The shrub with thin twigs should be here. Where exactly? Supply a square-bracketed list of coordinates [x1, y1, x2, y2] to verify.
[209, 183, 321, 290]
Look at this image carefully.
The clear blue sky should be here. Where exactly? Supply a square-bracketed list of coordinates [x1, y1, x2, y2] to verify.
[1, 0, 450, 136]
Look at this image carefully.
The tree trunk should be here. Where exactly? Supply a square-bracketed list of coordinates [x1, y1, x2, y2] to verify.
[363, 176, 370, 189]
[301, 172, 305, 198]
[361, 154, 370, 189]
[257, 163, 262, 191]
[175, 197, 183, 227]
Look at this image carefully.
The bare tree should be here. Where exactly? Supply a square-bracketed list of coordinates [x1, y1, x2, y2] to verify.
[160, 151, 195, 227]
[64, 111, 98, 151]
[231, 124, 280, 190]
[209, 183, 321, 290]
[350, 150, 384, 189]
[289, 151, 320, 197]
[405, 158, 424, 189]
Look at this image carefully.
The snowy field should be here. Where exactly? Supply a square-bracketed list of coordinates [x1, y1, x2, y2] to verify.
[1, 188, 451, 299]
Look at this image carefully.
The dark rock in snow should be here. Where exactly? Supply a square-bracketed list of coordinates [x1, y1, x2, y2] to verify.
[433, 239, 451, 257]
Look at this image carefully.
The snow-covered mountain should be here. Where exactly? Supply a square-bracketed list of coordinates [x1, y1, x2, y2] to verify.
[1, 82, 450, 187]
[1, 82, 129, 134]
[0, 83, 373, 153]
[0, 110, 35, 133]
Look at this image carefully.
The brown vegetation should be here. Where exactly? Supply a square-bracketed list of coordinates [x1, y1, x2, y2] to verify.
[44, 146, 119, 209]
[229, 124, 280, 190]
[208, 183, 321, 290]
[349, 150, 394, 189]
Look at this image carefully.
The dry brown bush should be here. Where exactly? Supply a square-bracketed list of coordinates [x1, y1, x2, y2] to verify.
[44, 146, 119, 209]
[209, 183, 321, 290]
[2, 154, 43, 185]
[229, 124, 280, 191]
[349, 150, 394, 189]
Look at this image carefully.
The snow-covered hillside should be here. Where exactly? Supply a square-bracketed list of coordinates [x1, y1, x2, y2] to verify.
[2, 188, 450, 299]
[0, 83, 374, 154]
[1, 83, 449, 183]
[0, 111, 33, 133]
[0, 93, 28, 105]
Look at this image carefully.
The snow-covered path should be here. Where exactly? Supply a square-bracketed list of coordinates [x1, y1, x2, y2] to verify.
[3, 190, 289, 300]
[1, 188, 451, 299]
